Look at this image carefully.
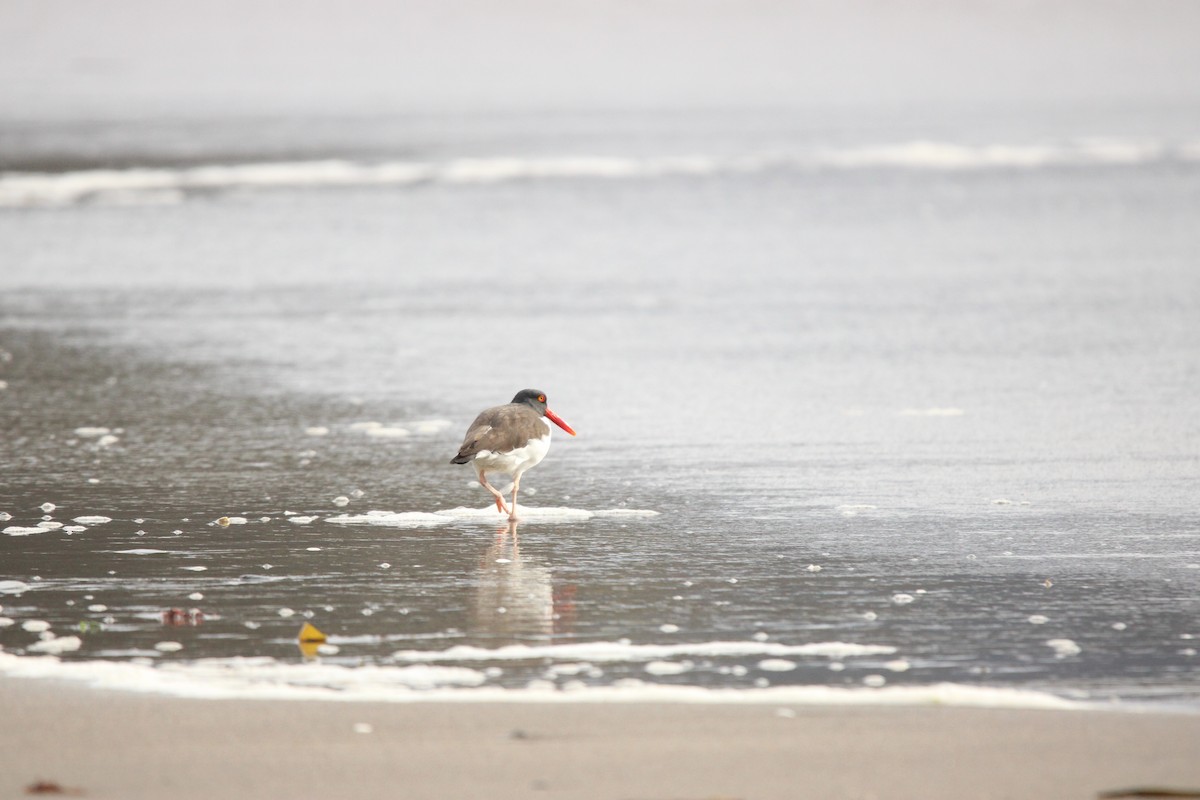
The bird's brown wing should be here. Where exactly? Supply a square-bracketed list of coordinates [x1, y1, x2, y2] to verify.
[451, 404, 550, 464]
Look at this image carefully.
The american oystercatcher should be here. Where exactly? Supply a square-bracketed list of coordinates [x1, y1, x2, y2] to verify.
[451, 389, 576, 520]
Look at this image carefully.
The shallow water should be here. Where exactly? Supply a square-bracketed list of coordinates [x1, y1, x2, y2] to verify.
[2, 109, 1199, 707]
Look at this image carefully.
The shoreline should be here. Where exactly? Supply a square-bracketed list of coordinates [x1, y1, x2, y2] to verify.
[0, 650, 1146, 711]
[3, 651, 1197, 713]
[5, 677, 1200, 799]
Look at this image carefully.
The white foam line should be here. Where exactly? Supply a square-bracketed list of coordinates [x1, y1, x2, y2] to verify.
[326, 511, 452, 528]
[3, 139, 1196, 207]
[327, 506, 660, 526]
[0, 652, 485, 697]
[435, 505, 596, 523]
[0, 652, 1092, 709]
[391, 641, 897, 663]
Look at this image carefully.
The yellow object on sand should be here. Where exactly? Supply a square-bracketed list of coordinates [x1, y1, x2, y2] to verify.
[298, 622, 326, 643]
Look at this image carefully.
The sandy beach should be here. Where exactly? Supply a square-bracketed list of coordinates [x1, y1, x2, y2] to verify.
[2, 679, 1198, 800]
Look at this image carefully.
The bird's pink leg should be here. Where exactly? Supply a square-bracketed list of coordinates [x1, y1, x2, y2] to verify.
[508, 473, 522, 522]
[478, 472, 511, 516]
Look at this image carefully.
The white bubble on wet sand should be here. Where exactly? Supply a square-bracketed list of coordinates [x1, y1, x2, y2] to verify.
[4, 526, 47, 536]
[288, 516, 319, 524]
[1046, 639, 1082, 658]
[155, 641, 184, 652]
[838, 504, 877, 517]
[305, 426, 330, 436]
[1028, 615, 1049, 625]
[332, 496, 350, 507]
[29, 635, 82, 654]
[758, 658, 798, 672]
[863, 674, 887, 687]
[40, 502, 56, 513]
[891, 593, 916, 605]
[73, 516, 112, 525]
[644, 660, 693, 676]
[22, 620, 52, 633]
[659, 623, 680, 633]
[74, 427, 111, 437]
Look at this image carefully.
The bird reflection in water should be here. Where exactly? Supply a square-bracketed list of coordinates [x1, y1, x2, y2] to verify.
[471, 521, 576, 644]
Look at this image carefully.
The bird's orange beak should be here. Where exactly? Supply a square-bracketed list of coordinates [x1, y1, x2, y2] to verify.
[545, 408, 576, 436]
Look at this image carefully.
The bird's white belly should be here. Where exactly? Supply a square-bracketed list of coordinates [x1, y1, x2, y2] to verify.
[474, 430, 551, 477]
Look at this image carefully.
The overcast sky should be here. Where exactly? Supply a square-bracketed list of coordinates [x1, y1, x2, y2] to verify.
[3, 0, 1200, 119]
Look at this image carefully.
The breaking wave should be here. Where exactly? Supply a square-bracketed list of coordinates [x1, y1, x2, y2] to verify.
[3, 138, 1198, 208]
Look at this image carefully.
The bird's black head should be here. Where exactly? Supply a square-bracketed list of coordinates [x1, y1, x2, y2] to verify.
[511, 388, 576, 435]
[511, 388, 549, 414]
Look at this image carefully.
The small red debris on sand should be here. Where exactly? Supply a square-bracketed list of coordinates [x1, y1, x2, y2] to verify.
[162, 608, 204, 626]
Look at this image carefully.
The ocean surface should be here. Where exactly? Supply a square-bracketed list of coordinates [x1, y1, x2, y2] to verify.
[2, 106, 1199, 708]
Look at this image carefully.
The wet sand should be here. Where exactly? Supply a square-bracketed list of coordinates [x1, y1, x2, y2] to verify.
[3, 679, 1199, 799]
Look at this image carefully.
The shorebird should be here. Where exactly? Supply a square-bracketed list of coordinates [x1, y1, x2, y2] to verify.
[451, 389, 576, 520]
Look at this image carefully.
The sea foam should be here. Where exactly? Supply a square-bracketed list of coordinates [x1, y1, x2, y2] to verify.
[0, 652, 1088, 709]
[390, 640, 897, 663]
